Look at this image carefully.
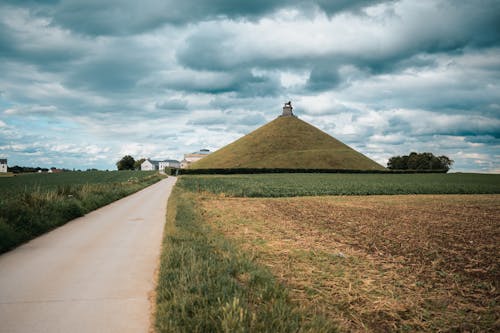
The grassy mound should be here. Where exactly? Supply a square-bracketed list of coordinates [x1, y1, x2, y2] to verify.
[191, 116, 385, 170]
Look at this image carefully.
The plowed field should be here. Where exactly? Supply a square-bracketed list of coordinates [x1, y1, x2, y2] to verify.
[201, 194, 499, 332]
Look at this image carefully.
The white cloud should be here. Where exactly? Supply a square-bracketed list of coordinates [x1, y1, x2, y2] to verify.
[4, 105, 58, 115]
[0, 0, 498, 172]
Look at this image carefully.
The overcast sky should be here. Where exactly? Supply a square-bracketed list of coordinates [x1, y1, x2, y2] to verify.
[0, 0, 499, 172]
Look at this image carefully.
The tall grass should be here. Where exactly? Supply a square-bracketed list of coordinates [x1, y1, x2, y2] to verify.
[155, 187, 336, 332]
[0, 172, 164, 253]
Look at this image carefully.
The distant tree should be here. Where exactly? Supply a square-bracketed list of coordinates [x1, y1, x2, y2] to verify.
[116, 155, 135, 170]
[8, 165, 50, 173]
[134, 158, 146, 170]
[387, 152, 453, 172]
[437, 155, 454, 171]
[387, 156, 406, 170]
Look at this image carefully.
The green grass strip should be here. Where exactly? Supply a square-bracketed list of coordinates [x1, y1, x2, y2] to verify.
[0, 172, 164, 253]
[155, 187, 336, 333]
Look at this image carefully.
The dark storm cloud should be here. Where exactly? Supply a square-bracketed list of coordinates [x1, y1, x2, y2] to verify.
[0, 11, 87, 69]
[306, 66, 342, 92]
[5, 0, 388, 36]
[64, 55, 155, 92]
[162, 69, 281, 96]
[177, 0, 500, 79]
[314, 0, 390, 15]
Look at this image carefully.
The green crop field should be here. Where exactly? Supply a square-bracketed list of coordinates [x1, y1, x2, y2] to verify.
[0, 171, 164, 253]
[0, 170, 155, 194]
[178, 173, 500, 197]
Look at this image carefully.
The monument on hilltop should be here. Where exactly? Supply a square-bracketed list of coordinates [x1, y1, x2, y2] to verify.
[280, 101, 295, 117]
[188, 102, 386, 171]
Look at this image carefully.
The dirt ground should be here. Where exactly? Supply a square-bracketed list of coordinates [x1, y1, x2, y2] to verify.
[200, 194, 500, 332]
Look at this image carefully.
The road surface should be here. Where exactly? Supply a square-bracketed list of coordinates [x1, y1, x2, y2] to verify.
[0, 176, 176, 333]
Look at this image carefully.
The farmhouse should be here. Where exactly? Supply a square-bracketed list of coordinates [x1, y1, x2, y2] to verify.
[0, 159, 7, 173]
[141, 159, 157, 171]
[180, 149, 211, 168]
[141, 158, 180, 171]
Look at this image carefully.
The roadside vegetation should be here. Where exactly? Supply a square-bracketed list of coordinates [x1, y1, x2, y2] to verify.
[0, 171, 164, 253]
[178, 173, 500, 197]
[156, 174, 499, 332]
[155, 186, 335, 332]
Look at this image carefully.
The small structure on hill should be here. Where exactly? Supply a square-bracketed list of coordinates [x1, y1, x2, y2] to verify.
[141, 158, 180, 171]
[188, 103, 385, 171]
[180, 149, 211, 168]
[280, 101, 296, 117]
[0, 158, 7, 173]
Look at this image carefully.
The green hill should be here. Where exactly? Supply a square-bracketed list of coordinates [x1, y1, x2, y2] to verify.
[191, 115, 385, 171]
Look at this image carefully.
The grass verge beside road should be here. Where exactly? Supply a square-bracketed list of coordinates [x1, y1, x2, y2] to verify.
[0, 171, 164, 253]
[155, 186, 335, 332]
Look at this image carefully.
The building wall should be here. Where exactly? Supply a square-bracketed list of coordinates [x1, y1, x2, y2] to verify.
[180, 150, 211, 169]
[159, 161, 180, 169]
[141, 160, 156, 171]
[0, 163, 7, 173]
[181, 155, 206, 168]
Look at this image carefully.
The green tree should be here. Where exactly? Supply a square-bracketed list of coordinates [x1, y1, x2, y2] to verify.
[387, 152, 453, 172]
[134, 158, 146, 170]
[437, 155, 454, 172]
[116, 155, 135, 170]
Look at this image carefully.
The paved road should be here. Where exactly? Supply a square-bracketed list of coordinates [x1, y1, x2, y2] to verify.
[0, 176, 176, 333]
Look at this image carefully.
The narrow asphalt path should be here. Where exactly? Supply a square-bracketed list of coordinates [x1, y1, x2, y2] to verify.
[0, 176, 177, 333]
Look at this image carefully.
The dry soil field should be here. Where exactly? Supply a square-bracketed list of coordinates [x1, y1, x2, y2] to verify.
[201, 194, 499, 332]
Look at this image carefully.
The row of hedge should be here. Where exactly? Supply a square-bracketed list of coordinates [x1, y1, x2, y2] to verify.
[165, 167, 449, 176]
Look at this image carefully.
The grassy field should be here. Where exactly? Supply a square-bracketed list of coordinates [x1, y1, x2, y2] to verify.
[178, 173, 500, 197]
[155, 186, 335, 332]
[0, 170, 154, 194]
[0, 171, 164, 253]
[155, 174, 499, 332]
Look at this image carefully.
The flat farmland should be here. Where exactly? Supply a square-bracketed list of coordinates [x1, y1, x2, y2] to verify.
[157, 173, 500, 332]
[200, 194, 500, 332]
[179, 173, 500, 197]
[0, 170, 156, 194]
[0, 171, 164, 252]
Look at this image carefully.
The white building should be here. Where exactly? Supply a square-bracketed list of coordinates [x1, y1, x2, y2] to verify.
[159, 160, 181, 170]
[0, 159, 7, 173]
[141, 159, 158, 171]
[141, 158, 180, 171]
[180, 149, 211, 168]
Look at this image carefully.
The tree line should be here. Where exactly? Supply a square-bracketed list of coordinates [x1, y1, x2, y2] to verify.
[116, 155, 145, 170]
[387, 152, 453, 171]
[117, 153, 454, 172]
